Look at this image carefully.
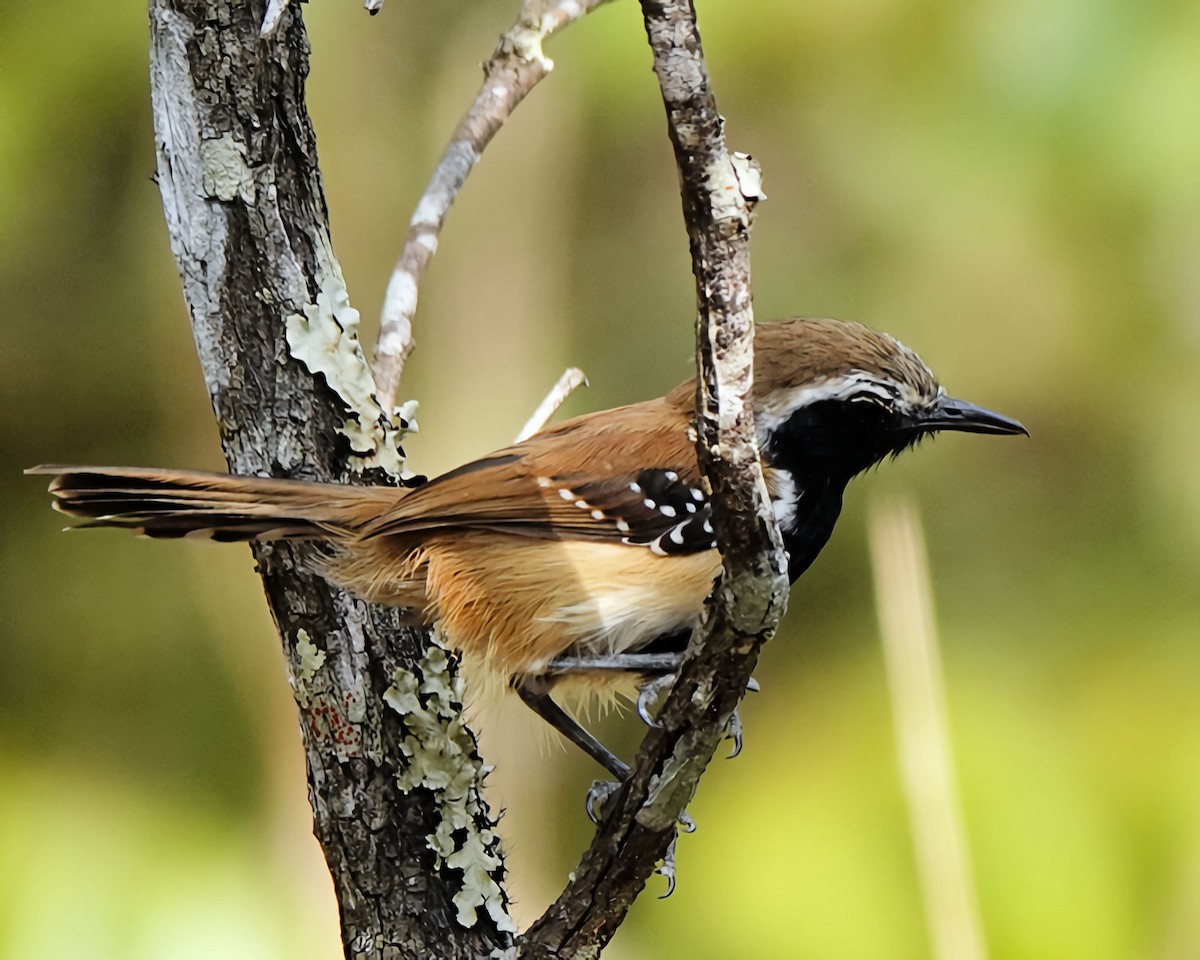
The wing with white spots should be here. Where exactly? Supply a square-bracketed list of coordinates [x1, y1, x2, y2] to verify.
[550, 468, 715, 555]
[359, 393, 718, 554]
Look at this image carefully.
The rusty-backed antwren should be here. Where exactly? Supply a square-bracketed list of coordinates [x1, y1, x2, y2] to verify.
[29, 317, 1026, 787]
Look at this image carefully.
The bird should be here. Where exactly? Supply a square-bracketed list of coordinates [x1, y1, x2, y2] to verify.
[28, 317, 1026, 784]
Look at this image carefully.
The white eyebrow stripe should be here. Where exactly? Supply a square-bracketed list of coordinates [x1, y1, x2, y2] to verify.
[756, 373, 903, 441]
[761, 374, 890, 418]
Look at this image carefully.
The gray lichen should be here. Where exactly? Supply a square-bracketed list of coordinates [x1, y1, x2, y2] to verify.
[384, 643, 515, 933]
[285, 263, 416, 479]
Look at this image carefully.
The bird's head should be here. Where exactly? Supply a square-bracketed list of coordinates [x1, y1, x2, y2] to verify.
[751, 318, 1027, 482]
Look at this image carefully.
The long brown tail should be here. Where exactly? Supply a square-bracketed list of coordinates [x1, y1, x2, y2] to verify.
[26, 465, 405, 542]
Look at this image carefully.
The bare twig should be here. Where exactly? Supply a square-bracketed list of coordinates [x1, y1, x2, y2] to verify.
[514, 367, 588, 442]
[516, 2, 787, 955]
[374, 0, 613, 413]
[869, 498, 989, 960]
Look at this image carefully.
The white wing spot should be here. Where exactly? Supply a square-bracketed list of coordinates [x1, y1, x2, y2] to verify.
[660, 505, 677, 518]
[665, 470, 678, 482]
[685, 502, 697, 514]
[690, 488, 705, 501]
[590, 510, 604, 520]
[702, 520, 713, 534]
[558, 488, 575, 500]
[615, 519, 630, 533]
[643, 498, 657, 510]
[669, 523, 686, 545]
[574, 499, 589, 510]
[629, 482, 642, 493]
[535, 476, 552, 488]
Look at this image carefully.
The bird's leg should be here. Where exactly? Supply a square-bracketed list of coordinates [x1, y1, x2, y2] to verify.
[522, 650, 755, 844]
[514, 658, 703, 890]
[520, 656, 676, 823]
[543, 650, 685, 728]
[542, 652, 760, 758]
[538, 652, 703, 835]
[543, 652, 685, 676]
[512, 674, 630, 782]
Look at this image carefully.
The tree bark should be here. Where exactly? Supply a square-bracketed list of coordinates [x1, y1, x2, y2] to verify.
[148, 2, 513, 957]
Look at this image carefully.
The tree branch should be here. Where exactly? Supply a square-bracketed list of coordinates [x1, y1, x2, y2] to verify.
[516, 2, 788, 955]
[514, 367, 588, 442]
[373, 0, 613, 413]
[148, 3, 513, 956]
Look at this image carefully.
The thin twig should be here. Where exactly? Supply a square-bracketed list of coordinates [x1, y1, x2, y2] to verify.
[514, 367, 588, 442]
[869, 497, 989, 960]
[373, 0, 613, 413]
[516, 2, 786, 955]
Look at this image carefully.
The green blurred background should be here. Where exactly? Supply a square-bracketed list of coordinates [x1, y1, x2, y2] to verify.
[3, 0, 1199, 957]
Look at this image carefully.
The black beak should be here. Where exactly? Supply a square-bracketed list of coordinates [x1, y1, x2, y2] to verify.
[910, 396, 1028, 437]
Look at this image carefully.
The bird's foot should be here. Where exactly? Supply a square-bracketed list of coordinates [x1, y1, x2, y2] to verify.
[656, 816, 697, 898]
[587, 777, 695, 832]
[636, 673, 677, 727]
[724, 706, 746, 759]
[657, 832, 679, 898]
[638, 672, 759, 730]
[723, 674, 761, 759]
[585, 778, 621, 824]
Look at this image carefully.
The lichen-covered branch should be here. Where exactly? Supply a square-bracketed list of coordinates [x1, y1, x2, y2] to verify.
[148, 2, 512, 956]
[373, 0, 613, 413]
[516, 2, 788, 956]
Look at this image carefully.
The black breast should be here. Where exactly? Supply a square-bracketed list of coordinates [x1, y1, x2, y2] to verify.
[764, 396, 910, 582]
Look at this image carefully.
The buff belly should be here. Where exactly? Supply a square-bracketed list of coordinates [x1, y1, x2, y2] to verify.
[328, 532, 723, 680]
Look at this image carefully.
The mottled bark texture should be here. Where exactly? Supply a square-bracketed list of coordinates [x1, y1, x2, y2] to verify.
[148, 2, 513, 957]
[516, 2, 787, 957]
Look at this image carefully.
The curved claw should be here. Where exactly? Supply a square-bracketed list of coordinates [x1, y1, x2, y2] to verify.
[657, 835, 678, 899]
[636, 693, 658, 728]
[725, 706, 744, 759]
[586, 779, 621, 824]
[746, 676, 761, 693]
[636, 673, 675, 728]
[677, 809, 697, 833]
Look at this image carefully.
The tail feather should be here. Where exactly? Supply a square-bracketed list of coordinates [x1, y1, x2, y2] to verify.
[26, 465, 403, 542]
